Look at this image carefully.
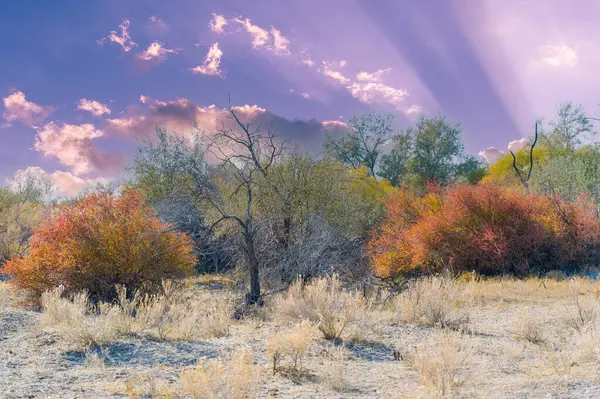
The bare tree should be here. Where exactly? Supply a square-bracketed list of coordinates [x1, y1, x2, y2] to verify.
[207, 106, 285, 304]
[510, 122, 539, 193]
[133, 104, 285, 304]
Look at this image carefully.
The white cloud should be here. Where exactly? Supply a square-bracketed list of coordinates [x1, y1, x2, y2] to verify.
[98, 19, 137, 52]
[35, 122, 123, 176]
[479, 147, 505, 164]
[405, 105, 423, 115]
[2, 91, 53, 127]
[209, 14, 228, 33]
[189, 42, 224, 77]
[321, 62, 350, 84]
[537, 44, 578, 68]
[233, 17, 269, 48]
[508, 138, 531, 152]
[77, 99, 111, 117]
[356, 68, 391, 82]
[347, 81, 409, 109]
[271, 26, 290, 54]
[137, 41, 179, 61]
[8, 166, 108, 198]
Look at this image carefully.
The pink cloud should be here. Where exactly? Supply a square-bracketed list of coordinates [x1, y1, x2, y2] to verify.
[98, 19, 137, 52]
[77, 98, 111, 117]
[319, 64, 412, 113]
[320, 62, 350, 84]
[8, 166, 108, 198]
[209, 14, 228, 33]
[34, 122, 123, 176]
[270, 26, 290, 54]
[356, 68, 392, 82]
[233, 17, 269, 48]
[2, 90, 53, 127]
[189, 42, 223, 77]
[148, 16, 168, 30]
[104, 95, 349, 152]
[136, 41, 179, 62]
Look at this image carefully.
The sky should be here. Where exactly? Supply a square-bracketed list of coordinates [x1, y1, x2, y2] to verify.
[1, 0, 599, 196]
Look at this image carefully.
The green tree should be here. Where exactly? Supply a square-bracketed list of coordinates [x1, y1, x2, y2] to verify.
[324, 113, 394, 176]
[379, 133, 412, 186]
[542, 102, 595, 150]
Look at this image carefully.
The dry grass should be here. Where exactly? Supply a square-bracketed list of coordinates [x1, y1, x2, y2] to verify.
[0, 280, 13, 307]
[321, 344, 350, 392]
[180, 349, 260, 399]
[395, 277, 472, 330]
[404, 331, 475, 398]
[275, 275, 365, 341]
[511, 310, 547, 345]
[267, 320, 316, 375]
[39, 281, 235, 349]
[7, 274, 600, 398]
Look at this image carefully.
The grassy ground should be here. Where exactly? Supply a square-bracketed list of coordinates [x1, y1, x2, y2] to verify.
[1, 275, 600, 398]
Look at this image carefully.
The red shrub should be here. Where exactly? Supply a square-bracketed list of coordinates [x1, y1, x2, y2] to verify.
[2, 189, 196, 301]
[368, 184, 600, 278]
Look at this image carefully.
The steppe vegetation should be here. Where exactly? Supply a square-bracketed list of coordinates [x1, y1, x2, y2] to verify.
[2, 102, 600, 398]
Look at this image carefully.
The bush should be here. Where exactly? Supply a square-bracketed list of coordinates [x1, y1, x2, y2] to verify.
[275, 275, 365, 341]
[2, 189, 196, 302]
[369, 183, 600, 278]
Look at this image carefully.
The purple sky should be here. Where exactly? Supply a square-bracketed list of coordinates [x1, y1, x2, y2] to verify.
[1, 0, 599, 196]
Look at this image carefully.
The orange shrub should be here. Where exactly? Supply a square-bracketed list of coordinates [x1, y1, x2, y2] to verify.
[2, 189, 196, 301]
[369, 184, 600, 278]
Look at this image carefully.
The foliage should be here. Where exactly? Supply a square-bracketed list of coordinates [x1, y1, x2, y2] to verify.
[481, 147, 550, 187]
[380, 116, 479, 188]
[530, 145, 600, 202]
[2, 189, 195, 301]
[369, 183, 600, 278]
[0, 171, 54, 263]
[541, 102, 595, 150]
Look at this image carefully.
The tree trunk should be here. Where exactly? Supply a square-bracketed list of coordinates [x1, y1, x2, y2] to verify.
[244, 232, 262, 305]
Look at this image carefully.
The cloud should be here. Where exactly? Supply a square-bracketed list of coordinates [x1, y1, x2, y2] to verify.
[2, 91, 53, 127]
[289, 89, 310, 99]
[478, 147, 505, 164]
[34, 122, 124, 176]
[321, 62, 350, 84]
[508, 138, 531, 152]
[104, 95, 349, 152]
[322, 120, 348, 129]
[148, 16, 168, 30]
[189, 42, 223, 77]
[347, 81, 409, 109]
[77, 99, 111, 117]
[319, 64, 413, 113]
[98, 19, 137, 52]
[233, 17, 269, 48]
[406, 105, 423, 115]
[137, 41, 179, 62]
[536, 44, 578, 68]
[356, 68, 392, 82]
[209, 13, 228, 33]
[8, 166, 108, 198]
[271, 26, 290, 54]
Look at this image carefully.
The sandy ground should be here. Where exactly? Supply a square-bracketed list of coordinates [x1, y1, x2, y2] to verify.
[2, 278, 600, 399]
